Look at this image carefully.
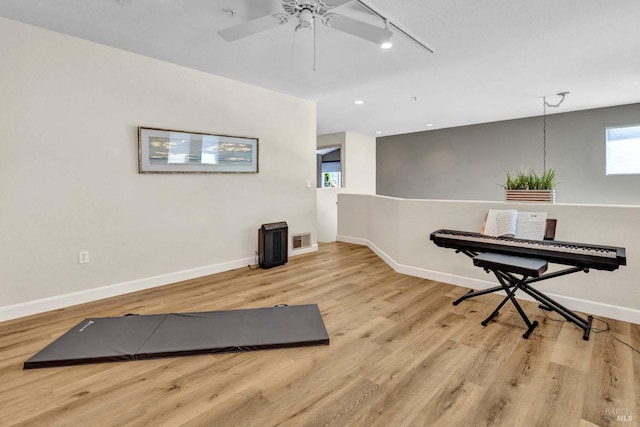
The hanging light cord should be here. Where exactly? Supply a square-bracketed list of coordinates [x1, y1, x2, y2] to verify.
[543, 98, 548, 173]
[541, 92, 569, 173]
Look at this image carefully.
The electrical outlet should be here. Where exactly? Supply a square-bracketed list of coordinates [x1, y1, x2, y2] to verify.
[78, 250, 90, 264]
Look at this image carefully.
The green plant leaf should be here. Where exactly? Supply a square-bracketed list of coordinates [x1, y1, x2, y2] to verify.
[503, 168, 557, 190]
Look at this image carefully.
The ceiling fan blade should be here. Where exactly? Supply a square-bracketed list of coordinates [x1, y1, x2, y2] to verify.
[218, 14, 287, 41]
[324, 0, 353, 7]
[325, 14, 392, 45]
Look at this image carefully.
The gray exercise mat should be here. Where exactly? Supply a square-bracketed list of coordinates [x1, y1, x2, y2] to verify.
[23, 314, 167, 369]
[24, 304, 329, 369]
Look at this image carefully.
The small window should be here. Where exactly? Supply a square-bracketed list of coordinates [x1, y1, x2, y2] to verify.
[606, 124, 640, 175]
[317, 146, 343, 188]
[322, 171, 341, 188]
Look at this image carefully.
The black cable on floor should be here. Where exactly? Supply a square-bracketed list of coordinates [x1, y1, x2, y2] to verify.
[540, 310, 639, 355]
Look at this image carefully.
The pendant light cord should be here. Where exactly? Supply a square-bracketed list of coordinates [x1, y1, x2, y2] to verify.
[542, 92, 569, 174]
[543, 97, 548, 173]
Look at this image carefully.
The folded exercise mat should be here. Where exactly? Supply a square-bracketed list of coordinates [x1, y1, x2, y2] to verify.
[24, 304, 329, 369]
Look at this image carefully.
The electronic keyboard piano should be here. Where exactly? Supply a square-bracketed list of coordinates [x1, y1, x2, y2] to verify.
[430, 229, 626, 271]
[430, 228, 627, 340]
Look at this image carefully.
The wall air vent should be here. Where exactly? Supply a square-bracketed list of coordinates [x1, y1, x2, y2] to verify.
[292, 233, 311, 250]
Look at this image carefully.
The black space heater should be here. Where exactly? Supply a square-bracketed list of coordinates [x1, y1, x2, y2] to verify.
[258, 221, 288, 269]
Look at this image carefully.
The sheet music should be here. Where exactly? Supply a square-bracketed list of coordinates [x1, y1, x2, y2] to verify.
[515, 211, 548, 241]
[482, 209, 517, 237]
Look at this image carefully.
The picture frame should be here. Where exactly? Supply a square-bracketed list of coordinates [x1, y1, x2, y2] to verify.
[138, 127, 259, 174]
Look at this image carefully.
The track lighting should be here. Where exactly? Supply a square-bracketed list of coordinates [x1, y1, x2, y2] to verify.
[380, 19, 393, 49]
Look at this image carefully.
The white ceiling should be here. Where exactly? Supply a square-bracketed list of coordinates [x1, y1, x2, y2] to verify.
[2, 0, 639, 137]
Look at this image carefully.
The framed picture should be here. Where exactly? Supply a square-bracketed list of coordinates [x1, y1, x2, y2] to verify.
[138, 127, 258, 173]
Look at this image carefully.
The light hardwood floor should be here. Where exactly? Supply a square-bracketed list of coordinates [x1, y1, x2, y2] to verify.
[1, 242, 638, 426]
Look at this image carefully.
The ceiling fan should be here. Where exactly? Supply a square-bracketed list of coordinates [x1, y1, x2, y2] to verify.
[218, 0, 393, 48]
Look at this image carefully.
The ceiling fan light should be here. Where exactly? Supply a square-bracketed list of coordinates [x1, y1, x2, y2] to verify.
[299, 8, 314, 29]
[380, 40, 393, 49]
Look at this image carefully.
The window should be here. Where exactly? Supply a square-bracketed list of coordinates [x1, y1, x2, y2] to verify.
[322, 171, 341, 188]
[606, 124, 640, 175]
[316, 146, 343, 188]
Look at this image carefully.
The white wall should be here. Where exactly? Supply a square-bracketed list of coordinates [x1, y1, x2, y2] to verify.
[316, 132, 376, 242]
[338, 194, 640, 324]
[344, 132, 377, 193]
[0, 18, 317, 320]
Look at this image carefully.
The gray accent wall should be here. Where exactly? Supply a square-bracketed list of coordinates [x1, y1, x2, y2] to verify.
[377, 103, 640, 205]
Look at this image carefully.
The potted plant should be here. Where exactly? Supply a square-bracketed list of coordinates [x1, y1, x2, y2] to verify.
[502, 168, 557, 203]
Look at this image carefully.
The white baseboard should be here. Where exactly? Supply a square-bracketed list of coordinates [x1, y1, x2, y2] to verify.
[290, 244, 319, 256]
[337, 235, 640, 325]
[0, 246, 318, 323]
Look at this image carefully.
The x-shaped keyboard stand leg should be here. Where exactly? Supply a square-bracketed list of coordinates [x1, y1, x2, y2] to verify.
[481, 270, 539, 339]
[452, 249, 594, 340]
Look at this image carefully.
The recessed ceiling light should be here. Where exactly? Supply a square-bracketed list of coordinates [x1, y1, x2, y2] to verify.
[426, 123, 434, 127]
[375, 131, 383, 134]
[354, 100, 365, 105]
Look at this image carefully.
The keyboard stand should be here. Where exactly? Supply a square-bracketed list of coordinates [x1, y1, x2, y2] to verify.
[452, 249, 593, 340]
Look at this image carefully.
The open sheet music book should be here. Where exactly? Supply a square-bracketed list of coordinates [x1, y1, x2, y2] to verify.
[481, 209, 548, 241]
